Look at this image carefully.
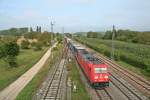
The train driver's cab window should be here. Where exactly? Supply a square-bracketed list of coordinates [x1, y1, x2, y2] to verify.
[94, 68, 107, 73]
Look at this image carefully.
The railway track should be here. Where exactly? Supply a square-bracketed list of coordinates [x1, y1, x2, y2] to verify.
[94, 73, 148, 100]
[41, 58, 66, 100]
[95, 89, 113, 100]
[95, 90, 102, 100]
[90, 52, 149, 100]
[111, 73, 147, 100]
[94, 53, 150, 95]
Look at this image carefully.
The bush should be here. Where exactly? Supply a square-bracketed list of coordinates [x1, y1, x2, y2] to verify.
[57, 36, 62, 43]
[32, 42, 42, 51]
[5, 42, 19, 56]
[37, 32, 51, 46]
[6, 56, 18, 67]
[21, 40, 30, 49]
[0, 43, 6, 58]
[4, 42, 20, 67]
[144, 60, 150, 73]
[87, 31, 98, 38]
[52, 47, 58, 51]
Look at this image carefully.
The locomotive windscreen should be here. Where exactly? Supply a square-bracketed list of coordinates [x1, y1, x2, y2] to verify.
[94, 67, 107, 73]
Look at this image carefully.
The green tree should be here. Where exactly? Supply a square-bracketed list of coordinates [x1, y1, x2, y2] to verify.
[36, 26, 39, 32]
[21, 40, 30, 49]
[136, 32, 150, 44]
[37, 31, 51, 46]
[4, 42, 20, 67]
[0, 27, 28, 36]
[56, 33, 62, 43]
[87, 31, 98, 38]
[103, 31, 112, 39]
[24, 32, 38, 39]
[39, 26, 41, 33]
[0, 43, 6, 59]
[30, 27, 33, 32]
[31, 42, 42, 51]
[5, 42, 19, 56]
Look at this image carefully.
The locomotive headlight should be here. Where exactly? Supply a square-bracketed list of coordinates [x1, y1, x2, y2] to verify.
[104, 76, 108, 79]
[94, 76, 98, 79]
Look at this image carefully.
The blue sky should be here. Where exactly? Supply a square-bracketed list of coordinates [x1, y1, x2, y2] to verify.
[0, 0, 150, 32]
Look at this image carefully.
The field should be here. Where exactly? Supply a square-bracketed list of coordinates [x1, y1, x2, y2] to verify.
[75, 37, 150, 77]
[0, 47, 48, 90]
[16, 43, 63, 100]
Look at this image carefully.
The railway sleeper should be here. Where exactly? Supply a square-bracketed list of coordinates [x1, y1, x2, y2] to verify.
[43, 97, 61, 99]
[111, 73, 148, 100]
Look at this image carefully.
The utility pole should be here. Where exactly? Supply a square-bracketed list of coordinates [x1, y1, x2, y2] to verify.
[51, 21, 54, 33]
[39, 26, 41, 33]
[111, 25, 115, 60]
[50, 20, 55, 45]
[36, 26, 39, 32]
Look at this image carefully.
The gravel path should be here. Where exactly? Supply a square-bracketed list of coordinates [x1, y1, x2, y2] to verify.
[0, 43, 57, 100]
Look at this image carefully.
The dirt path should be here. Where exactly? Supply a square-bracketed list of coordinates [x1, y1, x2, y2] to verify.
[0, 43, 57, 100]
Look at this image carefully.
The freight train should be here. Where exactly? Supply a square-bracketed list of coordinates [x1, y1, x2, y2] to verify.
[66, 38, 109, 88]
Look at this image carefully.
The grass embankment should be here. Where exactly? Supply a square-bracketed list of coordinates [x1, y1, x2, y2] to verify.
[75, 37, 150, 79]
[0, 47, 48, 91]
[67, 57, 90, 100]
[16, 43, 63, 100]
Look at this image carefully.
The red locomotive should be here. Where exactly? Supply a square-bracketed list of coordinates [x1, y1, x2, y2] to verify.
[67, 38, 109, 88]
